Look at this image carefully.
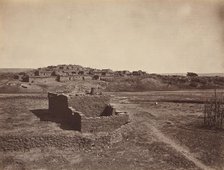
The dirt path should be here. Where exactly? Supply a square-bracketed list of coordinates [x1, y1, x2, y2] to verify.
[144, 122, 215, 170]
[112, 96, 218, 170]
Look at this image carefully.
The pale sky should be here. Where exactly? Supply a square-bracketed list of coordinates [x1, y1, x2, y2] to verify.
[0, 0, 224, 73]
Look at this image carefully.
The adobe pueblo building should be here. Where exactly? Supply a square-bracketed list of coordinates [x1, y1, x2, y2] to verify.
[48, 92, 129, 133]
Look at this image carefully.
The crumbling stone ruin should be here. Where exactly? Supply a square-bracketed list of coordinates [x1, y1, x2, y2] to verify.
[48, 92, 129, 133]
[48, 93, 81, 131]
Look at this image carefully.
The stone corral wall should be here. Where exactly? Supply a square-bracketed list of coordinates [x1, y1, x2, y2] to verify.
[47, 92, 129, 133]
[0, 134, 110, 152]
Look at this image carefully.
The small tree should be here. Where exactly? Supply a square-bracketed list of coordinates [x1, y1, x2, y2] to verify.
[187, 72, 198, 77]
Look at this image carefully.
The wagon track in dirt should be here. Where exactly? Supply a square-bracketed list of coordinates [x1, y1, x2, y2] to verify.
[145, 122, 215, 170]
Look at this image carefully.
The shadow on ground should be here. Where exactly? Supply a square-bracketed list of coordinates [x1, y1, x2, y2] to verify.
[31, 109, 81, 131]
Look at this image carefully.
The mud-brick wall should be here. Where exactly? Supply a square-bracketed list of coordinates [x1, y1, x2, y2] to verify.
[60, 76, 78, 82]
[81, 113, 129, 133]
[30, 77, 56, 81]
[59, 76, 92, 82]
[48, 93, 81, 131]
[48, 92, 68, 113]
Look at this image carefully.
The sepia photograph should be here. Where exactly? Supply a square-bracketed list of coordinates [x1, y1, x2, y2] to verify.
[0, 0, 224, 169]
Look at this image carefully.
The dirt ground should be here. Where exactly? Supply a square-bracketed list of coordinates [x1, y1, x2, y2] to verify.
[0, 90, 224, 169]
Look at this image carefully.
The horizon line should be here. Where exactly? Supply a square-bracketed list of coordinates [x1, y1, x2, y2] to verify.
[0, 67, 223, 75]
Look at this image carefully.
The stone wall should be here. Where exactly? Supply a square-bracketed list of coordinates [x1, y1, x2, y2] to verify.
[56, 75, 93, 82]
[0, 134, 110, 152]
[48, 93, 68, 113]
[30, 76, 92, 82]
[48, 93, 81, 131]
[47, 92, 129, 133]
